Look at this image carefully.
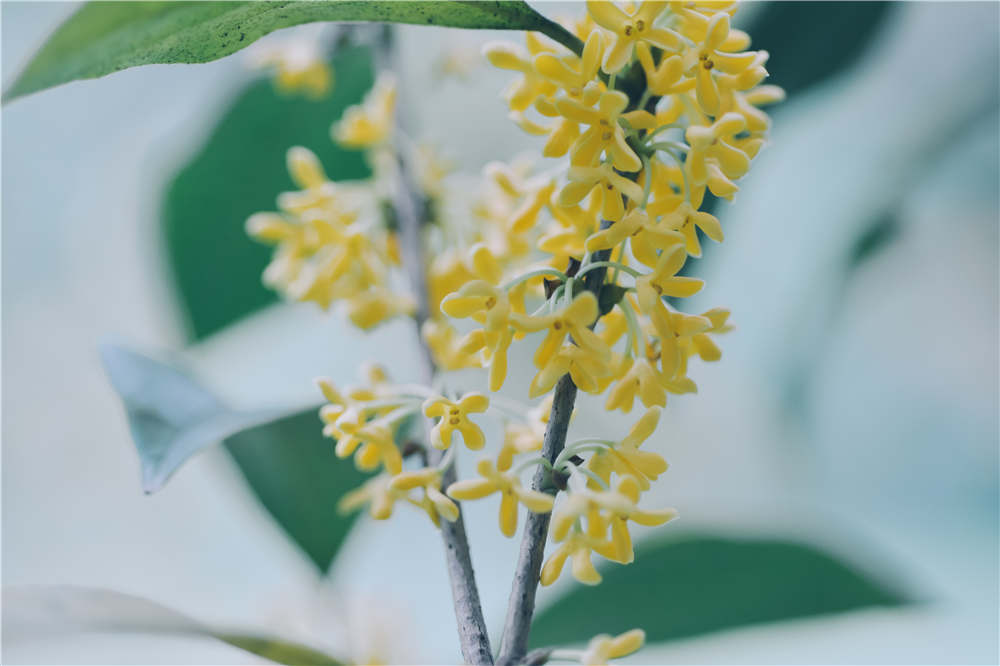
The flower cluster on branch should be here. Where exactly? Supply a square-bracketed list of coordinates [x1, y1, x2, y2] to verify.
[245, 2, 781, 662]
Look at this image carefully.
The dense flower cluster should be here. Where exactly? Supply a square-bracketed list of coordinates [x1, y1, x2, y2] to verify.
[248, 3, 780, 662]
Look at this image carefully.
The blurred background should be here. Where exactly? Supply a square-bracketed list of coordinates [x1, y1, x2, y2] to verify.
[2, 2, 998, 664]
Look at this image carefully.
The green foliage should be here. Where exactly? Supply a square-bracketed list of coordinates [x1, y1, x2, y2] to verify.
[6, 586, 343, 665]
[164, 46, 371, 340]
[530, 533, 906, 648]
[99, 343, 297, 493]
[4, 0, 571, 101]
[746, 1, 895, 98]
[100, 342, 366, 572]
[223, 409, 368, 573]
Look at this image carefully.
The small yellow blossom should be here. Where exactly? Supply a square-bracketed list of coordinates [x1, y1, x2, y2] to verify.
[681, 12, 758, 115]
[338, 474, 406, 520]
[533, 30, 605, 101]
[441, 281, 519, 390]
[555, 89, 641, 171]
[635, 245, 705, 299]
[588, 407, 669, 491]
[390, 467, 460, 526]
[333, 73, 397, 148]
[422, 319, 482, 371]
[635, 43, 694, 97]
[581, 629, 646, 665]
[585, 207, 684, 268]
[685, 111, 750, 197]
[661, 187, 724, 258]
[482, 36, 557, 111]
[317, 376, 407, 475]
[605, 355, 666, 412]
[554, 474, 676, 564]
[441, 279, 511, 334]
[447, 459, 554, 537]
[587, 1, 680, 74]
[512, 291, 608, 369]
[559, 162, 644, 222]
[423, 393, 490, 450]
[540, 530, 615, 586]
[249, 38, 333, 99]
[497, 395, 554, 471]
[529, 343, 612, 398]
[345, 288, 415, 330]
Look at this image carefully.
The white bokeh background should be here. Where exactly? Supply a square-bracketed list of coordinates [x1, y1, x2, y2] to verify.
[2, 2, 997, 664]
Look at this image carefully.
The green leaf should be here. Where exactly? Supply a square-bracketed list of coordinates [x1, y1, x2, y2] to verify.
[6, 585, 343, 665]
[99, 342, 298, 493]
[164, 46, 372, 341]
[745, 2, 895, 98]
[4, 0, 573, 102]
[100, 342, 367, 572]
[530, 532, 907, 648]
[222, 409, 367, 572]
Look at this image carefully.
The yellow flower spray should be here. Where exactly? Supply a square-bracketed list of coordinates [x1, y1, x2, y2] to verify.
[247, 3, 782, 663]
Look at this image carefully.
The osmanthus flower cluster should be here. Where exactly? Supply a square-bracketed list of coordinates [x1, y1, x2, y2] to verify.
[245, 2, 780, 663]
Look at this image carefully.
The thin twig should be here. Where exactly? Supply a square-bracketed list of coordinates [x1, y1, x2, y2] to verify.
[496, 225, 614, 665]
[377, 26, 493, 665]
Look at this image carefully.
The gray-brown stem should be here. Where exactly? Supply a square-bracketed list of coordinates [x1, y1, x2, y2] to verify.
[497, 235, 613, 665]
[392, 110, 494, 666]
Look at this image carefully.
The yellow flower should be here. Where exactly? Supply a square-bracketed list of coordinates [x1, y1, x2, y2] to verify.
[635, 245, 705, 299]
[555, 89, 641, 171]
[635, 276, 710, 376]
[540, 530, 615, 586]
[345, 288, 415, 330]
[338, 474, 407, 521]
[458, 325, 515, 392]
[441, 280, 511, 334]
[533, 30, 605, 101]
[250, 39, 334, 99]
[332, 73, 397, 148]
[635, 43, 694, 97]
[529, 343, 612, 398]
[555, 474, 676, 564]
[509, 178, 557, 234]
[423, 393, 490, 450]
[724, 84, 785, 133]
[581, 629, 646, 665]
[587, 1, 681, 74]
[538, 195, 603, 259]
[685, 111, 750, 197]
[497, 395, 554, 471]
[422, 319, 482, 371]
[317, 376, 407, 475]
[661, 187, 724, 258]
[512, 291, 609, 369]
[584, 207, 684, 268]
[447, 459, 554, 537]
[390, 467, 460, 526]
[587, 407, 669, 491]
[559, 162, 644, 222]
[483, 36, 558, 111]
[685, 307, 732, 362]
[428, 249, 478, 316]
[681, 11, 759, 115]
[604, 355, 666, 412]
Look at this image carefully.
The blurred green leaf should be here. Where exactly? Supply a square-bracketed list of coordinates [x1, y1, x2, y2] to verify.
[100, 342, 365, 572]
[531, 533, 907, 648]
[164, 45, 372, 341]
[223, 409, 367, 572]
[4, 1, 567, 101]
[6, 585, 343, 665]
[100, 343, 298, 493]
[745, 2, 894, 98]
